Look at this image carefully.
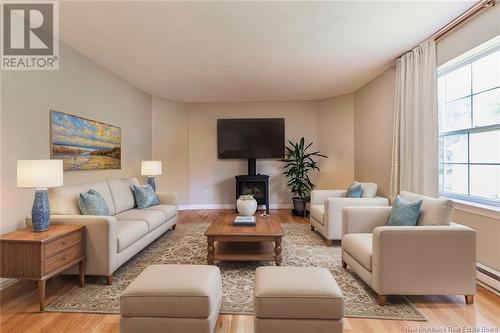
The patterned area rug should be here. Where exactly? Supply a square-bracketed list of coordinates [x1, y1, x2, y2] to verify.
[46, 223, 426, 321]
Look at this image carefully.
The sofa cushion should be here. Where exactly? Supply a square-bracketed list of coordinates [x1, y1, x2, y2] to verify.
[117, 220, 149, 252]
[254, 267, 343, 320]
[145, 205, 177, 221]
[400, 191, 453, 226]
[342, 233, 373, 271]
[115, 209, 166, 232]
[108, 178, 140, 214]
[49, 180, 115, 215]
[360, 182, 378, 198]
[310, 204, 324, 224]
[120, 264, 222, 318]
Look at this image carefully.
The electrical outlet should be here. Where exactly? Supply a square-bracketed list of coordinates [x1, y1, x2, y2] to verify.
[202, 185, 209, 193]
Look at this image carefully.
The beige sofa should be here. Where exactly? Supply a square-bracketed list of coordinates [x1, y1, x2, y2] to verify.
[341, 191, 476, 305]
[309, 182, 389, 244]
[47, 177, 177, 284]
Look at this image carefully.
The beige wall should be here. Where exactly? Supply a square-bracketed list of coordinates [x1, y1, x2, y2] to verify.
[351, 6, 500, 271]
[151, 98, 355, 208]
[317, 94, 355, 189]
[151, 97, 189, 204]
[452, 210, 500, 272]
[353, 67, 396, 197]
[0, 42, 152, 234]
[436, 5, 500, 272]
[353, 64, 500, 271]
[187, 101, 318, 207]
[437, 4, 500, 66]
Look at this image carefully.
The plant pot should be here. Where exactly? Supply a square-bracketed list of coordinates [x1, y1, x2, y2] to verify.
[292, 197, 306, 216]
[236, 199, 257, 216]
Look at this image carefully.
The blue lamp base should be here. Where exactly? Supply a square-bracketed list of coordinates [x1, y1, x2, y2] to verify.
[32, 189, 50, 232]
[147, 176, 156, 192]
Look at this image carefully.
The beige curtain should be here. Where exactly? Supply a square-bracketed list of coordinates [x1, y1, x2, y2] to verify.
[390, 40, 439, 199]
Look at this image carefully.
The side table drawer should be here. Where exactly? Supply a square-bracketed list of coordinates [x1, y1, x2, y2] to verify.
[44, 232, 82, 259]
[44, 244, 83, 274]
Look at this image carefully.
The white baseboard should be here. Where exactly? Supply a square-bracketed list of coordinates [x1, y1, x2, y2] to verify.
[0, 278, 18, 291]
[178, 204, 293, 210]
[476, 264, 500, 296]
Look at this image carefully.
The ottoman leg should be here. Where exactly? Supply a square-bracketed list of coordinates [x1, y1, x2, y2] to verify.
[377, 295, 387, 306]
[342, 261, 347, 269]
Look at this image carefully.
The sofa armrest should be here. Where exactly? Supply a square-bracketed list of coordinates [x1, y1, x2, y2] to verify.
[371, 223, 476, 295]
[310, 190, 346, 205]
[49, 215, 118, 276]
[342, 206, 392, 235]
[156, 192, 178, 207]
[323, 197, 389, 239]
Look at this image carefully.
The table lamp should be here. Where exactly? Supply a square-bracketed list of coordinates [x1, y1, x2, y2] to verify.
[141, 160, 162, 191]
[17, 160, 63, 232]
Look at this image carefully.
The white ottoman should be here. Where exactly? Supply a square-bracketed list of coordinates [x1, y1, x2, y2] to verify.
[254, 266, 344, 333]
[120, 264, 222, 333]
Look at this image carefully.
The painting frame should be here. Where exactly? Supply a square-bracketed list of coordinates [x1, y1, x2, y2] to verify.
[50, 110, 122, 170]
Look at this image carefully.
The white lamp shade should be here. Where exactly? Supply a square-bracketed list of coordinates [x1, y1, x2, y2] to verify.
[17, 160, 64, 188]
[141, 160, 162, 176]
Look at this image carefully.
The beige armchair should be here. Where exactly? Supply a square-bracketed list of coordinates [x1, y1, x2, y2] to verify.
[341, 191, 476, 305]
[309, 182, 389, 245]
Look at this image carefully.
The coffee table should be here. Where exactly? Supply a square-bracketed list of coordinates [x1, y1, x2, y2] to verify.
[204, 214, 284, 266]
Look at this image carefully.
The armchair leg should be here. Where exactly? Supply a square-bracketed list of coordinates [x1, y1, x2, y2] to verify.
[106, 275, 113, 285]
[325, 239, 333, 247]
[342, 260, 347, 269]
[310, 225, 315, 231]
[465, 295, 474, 305]
[171, 224, 176, 230]
[377, 295, 387, 306]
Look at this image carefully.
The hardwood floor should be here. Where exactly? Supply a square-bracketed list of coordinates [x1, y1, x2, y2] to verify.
[1, 209, 499, 333]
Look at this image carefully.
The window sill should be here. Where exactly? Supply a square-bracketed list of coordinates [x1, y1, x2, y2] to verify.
[442, 197, 500, 220]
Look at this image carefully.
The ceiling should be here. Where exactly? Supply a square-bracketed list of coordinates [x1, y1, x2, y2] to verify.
[59, 1, 475, 102]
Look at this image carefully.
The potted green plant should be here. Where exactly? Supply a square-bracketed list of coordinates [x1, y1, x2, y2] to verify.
[281, 137, 327, 216]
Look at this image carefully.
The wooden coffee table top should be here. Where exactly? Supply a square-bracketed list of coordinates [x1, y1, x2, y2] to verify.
[204, 214, 284, 237]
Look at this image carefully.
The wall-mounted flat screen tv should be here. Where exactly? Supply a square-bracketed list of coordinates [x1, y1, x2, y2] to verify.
[217, 118, 285, 159]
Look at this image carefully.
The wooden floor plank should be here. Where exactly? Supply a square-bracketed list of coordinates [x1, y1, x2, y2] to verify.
[1, 209, 498, 333]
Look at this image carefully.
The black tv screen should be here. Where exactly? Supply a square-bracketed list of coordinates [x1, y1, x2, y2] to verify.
[217, 118, 285, 159]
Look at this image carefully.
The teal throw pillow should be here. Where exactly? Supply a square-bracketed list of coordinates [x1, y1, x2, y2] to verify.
[133, 184, 160, 209]
[387, 195, 422, 226]
[78, 189, 110, 216]
[346, 182, 363, 198]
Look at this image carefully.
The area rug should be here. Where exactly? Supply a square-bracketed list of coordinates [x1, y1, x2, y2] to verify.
[46, 223, 426, 321]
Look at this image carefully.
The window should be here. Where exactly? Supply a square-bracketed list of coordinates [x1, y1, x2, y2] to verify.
[438, 39, 500, 207]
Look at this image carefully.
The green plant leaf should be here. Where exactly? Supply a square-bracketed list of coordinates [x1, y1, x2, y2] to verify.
[280, 137, 327, 199]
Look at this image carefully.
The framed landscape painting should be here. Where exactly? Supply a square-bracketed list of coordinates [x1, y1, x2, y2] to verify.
[50, 110, 121, 170]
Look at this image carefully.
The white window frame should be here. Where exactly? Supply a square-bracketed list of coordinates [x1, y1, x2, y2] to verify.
[437, 44, 500, 208]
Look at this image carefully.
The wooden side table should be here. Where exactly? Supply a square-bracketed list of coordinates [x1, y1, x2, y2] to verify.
[0, 224, 85, 311]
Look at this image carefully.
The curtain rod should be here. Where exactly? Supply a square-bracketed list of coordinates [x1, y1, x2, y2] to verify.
[432, 0, 496, 42]
[398, 0, 496, 58]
